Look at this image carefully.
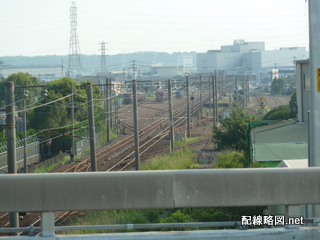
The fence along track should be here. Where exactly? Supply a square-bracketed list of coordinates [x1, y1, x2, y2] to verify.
[8, 94, 209, 236]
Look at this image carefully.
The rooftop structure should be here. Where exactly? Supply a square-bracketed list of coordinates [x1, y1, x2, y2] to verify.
[197, 40, 309, 81]
[250, 120, 308, 166]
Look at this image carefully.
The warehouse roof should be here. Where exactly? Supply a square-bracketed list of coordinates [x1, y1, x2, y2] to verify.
[251, 120, 308, 162]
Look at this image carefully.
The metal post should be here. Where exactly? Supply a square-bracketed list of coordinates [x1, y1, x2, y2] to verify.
[242, 75, 245, 110]
[132, 80, 140, 170]
[247, 75, 250, 105]
[199, 75, 203, 119]
[115, 98, 118, 134]
[186, 75, 191, 138]
[215, 72, 218, 124]
[23, 89, 28, 173]
[105, 78, 110, 142]
[212, 74, 216, 126]
[168, 79, 174, 153]
[109, 78, 113, 129]
[5, 81, 19, 234]
[86, 83, 97, 172]
[208, 74, 212, 116]
[71, 86, 75, 156]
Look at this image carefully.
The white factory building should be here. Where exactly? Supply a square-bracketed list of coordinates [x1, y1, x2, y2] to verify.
[197, 40, 309, 77]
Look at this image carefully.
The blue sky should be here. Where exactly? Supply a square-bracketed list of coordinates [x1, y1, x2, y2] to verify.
[0, 0, 309, 56]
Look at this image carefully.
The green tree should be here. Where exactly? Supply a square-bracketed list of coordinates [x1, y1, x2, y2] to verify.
[212, 104, 257, 153]
[0, 72, 41, 107]
[28, 78, 93, 130]
[27, 78, 103, 153]
[271, 78, 285, 95]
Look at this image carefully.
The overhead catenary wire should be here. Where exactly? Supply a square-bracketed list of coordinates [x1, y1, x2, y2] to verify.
[16, 93, 73, 113]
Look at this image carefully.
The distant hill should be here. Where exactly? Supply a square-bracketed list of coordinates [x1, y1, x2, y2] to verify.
[0, 52, 197, 71]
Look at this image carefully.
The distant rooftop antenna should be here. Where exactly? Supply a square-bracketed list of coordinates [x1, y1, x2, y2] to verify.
[67, 2, 82, 79]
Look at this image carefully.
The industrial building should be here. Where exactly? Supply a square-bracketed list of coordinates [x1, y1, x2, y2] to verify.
[197, 40, 309, 79]
[250, 58, 310, 167]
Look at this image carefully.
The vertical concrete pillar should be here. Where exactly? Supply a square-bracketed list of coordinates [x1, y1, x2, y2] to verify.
[308, 0, 320, 218]
[41, 212, 55, 237]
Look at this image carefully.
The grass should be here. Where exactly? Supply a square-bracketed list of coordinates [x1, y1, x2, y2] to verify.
[33, 155, 70, 173]
[34, 129, 118, 173]
[175, 136, 203, 147]
[62, 209, 163, 234]
[146, 94, 156, 99]
[141, 146, 195, 170]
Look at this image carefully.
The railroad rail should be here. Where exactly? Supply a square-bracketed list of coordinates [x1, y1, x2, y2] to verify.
[0, 94, 209, 235]
[0, 93, 290, 234]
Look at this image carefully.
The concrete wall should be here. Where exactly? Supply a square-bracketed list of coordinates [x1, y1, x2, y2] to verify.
[2, 168, 320, 212]
[3, 169, 320, 239]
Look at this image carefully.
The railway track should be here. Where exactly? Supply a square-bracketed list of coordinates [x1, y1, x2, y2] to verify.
[197, 138, 216, 163]
[107, 113, 210, 172]
[0, 93, 291, 235]
[1, 95, 209, 236]
[6, 92, 293, 235]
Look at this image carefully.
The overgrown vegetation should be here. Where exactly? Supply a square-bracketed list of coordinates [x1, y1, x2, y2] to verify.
[33, 155, 70, 173]
[215, 150, 246, 168]
[262, 105, 292, 120]
[174, 136, 203, 147]
[263, 93, 297, 121]
[212, 104, 257, 162]
[0, 74, 111, 154]
[64, 142, 266, 234]
[141, 146, 195, 170]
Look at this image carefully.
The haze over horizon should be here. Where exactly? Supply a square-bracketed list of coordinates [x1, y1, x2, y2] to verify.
[0, 0, 309, 57]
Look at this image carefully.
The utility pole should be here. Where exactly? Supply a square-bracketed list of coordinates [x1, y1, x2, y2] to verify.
[242, 75, 245, 110]
[199, 75, 203, 119]
[105, 78, 110, 142]
[247, 75, 250, 105]
[86, 83, 97, 171]
[71, 85, 76, 156]
[212, 74, 216, 126]
[109, 78, 113, 129]
[61, 59, 64, 78]
[115, 98, 119, 134]
[132, 79, 140, 170]
[214, 72, 218, 124]
[208, 74, 212, 117]
[23, 89, 28, 173]
[132, 60, 136, 80]
[168, 79, 174, 153]
[186, 75, 191, 138]
[5, 81, 19, 234]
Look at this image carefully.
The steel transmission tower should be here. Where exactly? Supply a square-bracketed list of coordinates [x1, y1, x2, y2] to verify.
[67, 2, 82, 79]
[100, 41, 107, 84]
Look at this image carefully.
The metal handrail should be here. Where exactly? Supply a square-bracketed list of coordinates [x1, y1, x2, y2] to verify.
[0, 221, 241, 235]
